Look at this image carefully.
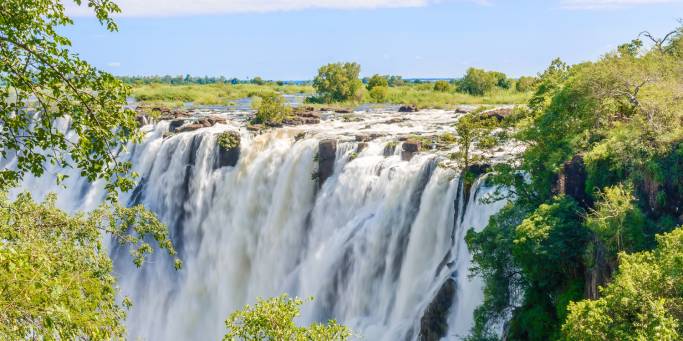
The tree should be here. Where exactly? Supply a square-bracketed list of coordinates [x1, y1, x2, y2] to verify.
[369, 85, 388, 102]
[490, 71, 511, 89]
[0, 192, 178, 340]
[0, 0, 147, 197]
[366, 74, 388, 91]
[562, 227, 683, 340]
[312, 62, 363, 103]
[251, 76, 266, 85]
[452, 112, 498, 169]
[459, 68, 498, 96]
[224, 295, 351, 340]
[515, 76, 538, 92]
[0, 1, 179, 338]
[433, 80, 451, 92]
[252, 92, 291, 125]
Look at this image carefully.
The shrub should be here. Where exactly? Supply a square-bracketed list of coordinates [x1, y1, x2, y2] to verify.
[459, 68, 498, 96]
[433, 80, 451, 92]
[312, 62, 363, 103]
[516, 76, 538, 92]
[366, 74, 389, 91]
[369, 86, 388, 102]
[252, 93, 291, 125]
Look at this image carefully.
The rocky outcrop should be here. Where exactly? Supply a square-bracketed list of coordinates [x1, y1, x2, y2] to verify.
[481, 107, 513, 121]
[398, 105, 418, 113]
[418, 278, 456, 341]
[554, 155, 591, 208]
[318, 139, 337, 187]
[285, 107, 321, 125]
[401, 140, 421, 161]
[214, 131, 241, 168]
[584, 237, 617, 299]
[170, 115, 228, 134]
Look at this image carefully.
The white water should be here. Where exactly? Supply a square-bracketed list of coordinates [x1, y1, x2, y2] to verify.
[11, 110, 508, 340]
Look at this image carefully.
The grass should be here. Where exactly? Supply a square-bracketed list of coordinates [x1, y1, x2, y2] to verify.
[131, 83, 315, 106]
[130, 82, 530, 109]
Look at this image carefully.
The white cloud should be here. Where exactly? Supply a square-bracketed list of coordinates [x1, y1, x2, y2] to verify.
[561, 0, 681, 10]
[107, 62, 121, 68]
[66, 0, 485, 17]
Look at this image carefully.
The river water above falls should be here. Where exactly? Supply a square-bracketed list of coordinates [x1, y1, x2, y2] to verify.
[13, 108, 509, 340]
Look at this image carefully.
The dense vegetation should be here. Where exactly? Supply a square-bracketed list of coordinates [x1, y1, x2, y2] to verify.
[223, 295, 351, 340]
[464, 26, 683, 340]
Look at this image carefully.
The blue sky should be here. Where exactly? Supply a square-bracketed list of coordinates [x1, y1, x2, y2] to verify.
[64, 0, 683, 79]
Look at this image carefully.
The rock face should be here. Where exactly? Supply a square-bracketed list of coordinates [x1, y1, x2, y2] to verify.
[554, 155, 590, 208]
[285, 107, 321, 125]
[401, 140, 421, 161]
[418, 278, 456, 341]
[318, 139, 337, 187]
[215, 131, 241, 168]
[584, 236, 617, 299]
[481, 107, 513, 121]
[398, 105, 418, 113]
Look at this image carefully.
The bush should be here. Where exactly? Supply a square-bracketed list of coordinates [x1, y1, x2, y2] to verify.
[433, 80, 451, 92]
[366, 74, 388, 91]
[252, 93, 291, 125]
[369, 85, 388, 102]
[312, 62, 363, 103]
[459, 68, 498, 96]
[516, 76, 538, 92]
[224, 295, 351, 340]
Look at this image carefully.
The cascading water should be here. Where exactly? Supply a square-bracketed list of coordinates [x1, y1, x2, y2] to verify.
[12, 109, 508, 340]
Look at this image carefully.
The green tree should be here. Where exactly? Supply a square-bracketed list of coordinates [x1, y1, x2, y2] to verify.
[433, 80, 451, 92]
[585, 185, 647, 254]
[562, 227, 683, 341]
[366, 74, 388, 91]
[452, 112, 498, 169]
[251, 76, 266, 85]
[515, 76, 538, 92]
[224, 295, 351, 340]
[312, 62, 363, 103]
[252, 92, 291, 125]
[459, 68, 498, 96]
[0, 1, 179, 338]
[490, 71, 511, 89]
[369, 85, 388, 102]
[0, 192, 178, 340]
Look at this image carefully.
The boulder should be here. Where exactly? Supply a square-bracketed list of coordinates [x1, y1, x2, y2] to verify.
[169, 119, 188, 132]
[418, 278, 456, 341]
[318, 139, 337, 187]
[356, 142, 368, 153]
[482, 107, 513, 121]
[398, 105, 418, 113]
[454, 106, 472, 114]
[215, 131, 241, 168]
[401, 140, 421, 161]
[176, 124, 204, 133]
[334, 108, 353, 114]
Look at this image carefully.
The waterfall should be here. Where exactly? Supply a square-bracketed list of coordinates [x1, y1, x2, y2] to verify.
[11, 111, 507, 341]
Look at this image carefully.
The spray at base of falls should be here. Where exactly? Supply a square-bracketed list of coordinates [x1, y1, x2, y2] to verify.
[14, 110, 508, 340]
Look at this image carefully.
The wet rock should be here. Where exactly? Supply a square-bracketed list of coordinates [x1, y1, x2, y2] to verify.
[553, 155, 590, 208]
[384, 141, 398, 157]
[482, 107, 513, 121]
[334, 108, 353, 114]
[176, 123, 204, 133]
[247, 123, 265, 132]
[135, 114, 149, 126]
[385, 117, 407, 124]
[455, 106, 472, 114]
[318, 139, 337, 187]
[215, 131, 241, 168]
[401, 140, 421, 161]
[169, 119, 188, 132]
[398, 104, 418, 113]
[356, 142, 368, 153]
[419, 278, 456, 341]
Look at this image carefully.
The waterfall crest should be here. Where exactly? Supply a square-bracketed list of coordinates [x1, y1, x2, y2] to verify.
[12, 111, 507, 340]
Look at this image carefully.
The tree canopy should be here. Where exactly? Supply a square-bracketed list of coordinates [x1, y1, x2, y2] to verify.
[312, 62, 362, 103]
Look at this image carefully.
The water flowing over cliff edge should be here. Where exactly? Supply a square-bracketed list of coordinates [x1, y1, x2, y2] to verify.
[14, 108, 510, 340]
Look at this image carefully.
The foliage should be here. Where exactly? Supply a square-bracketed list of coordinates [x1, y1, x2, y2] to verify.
[466, 25, 683, 340]
[366, 74, 388, 90]
[452, 113, 498, 169]
[312, 62, 363, 103]
[459, 68, 499, 96]
[252, 92, 291, 125]
[131, 83, 314, 106]
[251, 76, 266, 85]
[217, 131, 241, 149]
[223, 295, 351, 341]
[562, 226, 683, 340]
[0, 0, 144, 197]
[433, 80, 451, 92]
[0, 192, 178, 340]
[369, 85, 388, 102]
[516, 76, 538, 92]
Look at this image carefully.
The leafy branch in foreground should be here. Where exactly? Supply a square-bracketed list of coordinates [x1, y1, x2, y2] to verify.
[224, 295, 351, 341]
[0, 0, 141, 198]
[0, 192, 179, 340]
